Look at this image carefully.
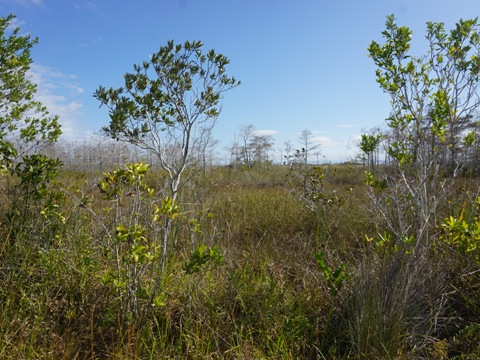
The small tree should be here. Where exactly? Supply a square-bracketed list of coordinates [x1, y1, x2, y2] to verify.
[368, 15, 480, 249]
[283, 140, 293, 164]
[0, 14, 62, 250]
[232, 125, 274, 168]
[250, 133, 274, 166]
[238, 124, 255, 169]
[359, 133, 382, 169]
[192, 126, 219, 175]
[298, 129, 320, 166]
[95, 40, 239, 202]
[0, 14, 61, 170]
[95, 40, 239, 266]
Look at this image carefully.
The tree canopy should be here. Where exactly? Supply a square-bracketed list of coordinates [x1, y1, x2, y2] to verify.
[0, 14, 61, 171]
[95, 40, 239, 199]
[367, 15, 480, 249]
[368, 15, 480, 170]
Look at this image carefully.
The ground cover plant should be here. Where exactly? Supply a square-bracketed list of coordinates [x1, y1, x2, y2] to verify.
[1, 13, 480, 359]
[2, 161, 479, 359]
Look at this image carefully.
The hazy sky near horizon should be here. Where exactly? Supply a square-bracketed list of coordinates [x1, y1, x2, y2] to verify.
[2, 0, 479, 162]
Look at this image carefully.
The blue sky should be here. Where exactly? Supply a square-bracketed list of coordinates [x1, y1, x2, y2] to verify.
[2, 0, 479, 163]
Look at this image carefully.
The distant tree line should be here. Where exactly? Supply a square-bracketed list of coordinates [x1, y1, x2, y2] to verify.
[359, 113, 480, 172]
[226, 126, 324, 168]
[35, 136, 221, 173]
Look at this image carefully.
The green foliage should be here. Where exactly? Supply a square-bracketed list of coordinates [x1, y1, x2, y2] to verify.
[183, 243, 222, 275]
[94, 40, 239, 201]
[464, 130, 476, 147]
[95, 40, 239, 141]
[286, 158, 342, 213]
[360, 133, 382, 168]
[360, 134, 382, 154]
[97, 162, 168, 318]
[98, 161, 151, 199]
[448, 323, 480, 358]
[95, 41, 239, 284]
[4, 12, 480, 358]
[2, 163, 480, 358]
[440, 204, 480, 262]
[367, 14, 480, 254]
[0, 14, 61, 171]
[154, 196, 179, 221]
[365, 232, 415, 255]
[6, 154, 64, 248]
[0, 15, 63, 252]
[314, 251, 348, 295]
[15, 154, 62, 200]
[364, 170, 388, 190]
[368, 15, 480, 169]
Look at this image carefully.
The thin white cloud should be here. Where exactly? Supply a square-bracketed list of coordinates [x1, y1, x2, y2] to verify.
[73, 2, 101, 14]
[29, 64, 85, 137]
[89, 36, 103, 44]
[65, 83, 85, 94]
[9, 0, 43, 6]
[253, 129, 278, 136]
[30, 64, 77, 80]
[312, 136, 343, 148]
[78, 36, 103, 48]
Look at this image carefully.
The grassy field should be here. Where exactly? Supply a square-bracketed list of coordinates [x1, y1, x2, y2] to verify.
[1, 163, 479, 359]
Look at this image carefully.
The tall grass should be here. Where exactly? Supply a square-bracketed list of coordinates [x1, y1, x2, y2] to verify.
[0, 164, 479, 358]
